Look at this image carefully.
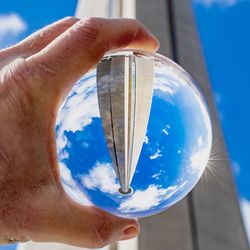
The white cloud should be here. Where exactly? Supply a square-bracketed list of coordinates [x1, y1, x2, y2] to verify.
[195, 91, 213, 138]
[194, 0, 237, 7]
[59, 162, 92, 206]
[152, 172, 162, 179]
[240, 198, 250, 245]
[81, 162, 120, 195]
[56, 71, 99, 154]
[190, 146, 208, 172]
[186, 87, 212, 175]
[0, 13, 27, 40]
[119, 182, 188, 213]
[154, 65, 182, 96]
[144, 135, 149, 144]
[162, 124, 171, 136]
[162, 129, 169, 135]
[190, 136, 211, 173]
[156, 63, 186, 88]
[154, 80, 175, 95]
[149, 149, 162, 160]
[57, 72, 99, 133]
[198, 136, 203, 147]
[60, 150, 69, 161]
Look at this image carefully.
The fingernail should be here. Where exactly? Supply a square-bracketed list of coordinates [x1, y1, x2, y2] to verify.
[117, 226, 138, 241]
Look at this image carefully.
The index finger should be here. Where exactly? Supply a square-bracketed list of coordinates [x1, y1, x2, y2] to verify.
[26, 18, 159, 100]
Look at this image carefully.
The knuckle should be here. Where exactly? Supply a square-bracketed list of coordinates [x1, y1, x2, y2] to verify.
[0, 58, 36, 115]
[47, 17, 78, 36]
[75, 17, 103, 43]
[70, 17, 109, 58]
[33, 61, 56, 80]
[1, 58, 31, 85]
[23, 59, 56, 86]
[1, 58, 33, 103]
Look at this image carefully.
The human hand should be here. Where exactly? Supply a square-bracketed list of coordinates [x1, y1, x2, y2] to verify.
[0, 17, 159, 248]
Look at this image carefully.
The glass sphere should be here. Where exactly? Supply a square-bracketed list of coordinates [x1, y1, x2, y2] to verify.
[56, 50, 212, 218]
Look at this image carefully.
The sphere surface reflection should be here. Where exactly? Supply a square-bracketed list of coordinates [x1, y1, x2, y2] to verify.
[56, 50, 212, 218]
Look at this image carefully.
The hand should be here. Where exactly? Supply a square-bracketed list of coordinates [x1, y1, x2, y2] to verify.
[0, 17, 159, 248]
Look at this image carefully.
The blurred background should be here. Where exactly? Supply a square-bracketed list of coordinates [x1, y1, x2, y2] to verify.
[0, 0, 249, 249]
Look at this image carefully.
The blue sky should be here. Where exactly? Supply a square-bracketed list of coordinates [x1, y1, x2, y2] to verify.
[0, 0, 249, 248]
[0, 0, 77, 48]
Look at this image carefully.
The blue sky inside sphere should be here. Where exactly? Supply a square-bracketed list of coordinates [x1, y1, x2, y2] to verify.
[56, 63, 212, 219]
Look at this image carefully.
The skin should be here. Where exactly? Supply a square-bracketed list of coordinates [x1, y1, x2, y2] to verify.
[0, 17, 159, 248]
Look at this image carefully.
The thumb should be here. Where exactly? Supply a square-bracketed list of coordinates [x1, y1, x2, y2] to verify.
[26, 188, 139, 248]
[59, 200, 139, 248]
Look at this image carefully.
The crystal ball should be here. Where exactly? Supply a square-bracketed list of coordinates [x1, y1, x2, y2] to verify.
[56, 50, 212, 218]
